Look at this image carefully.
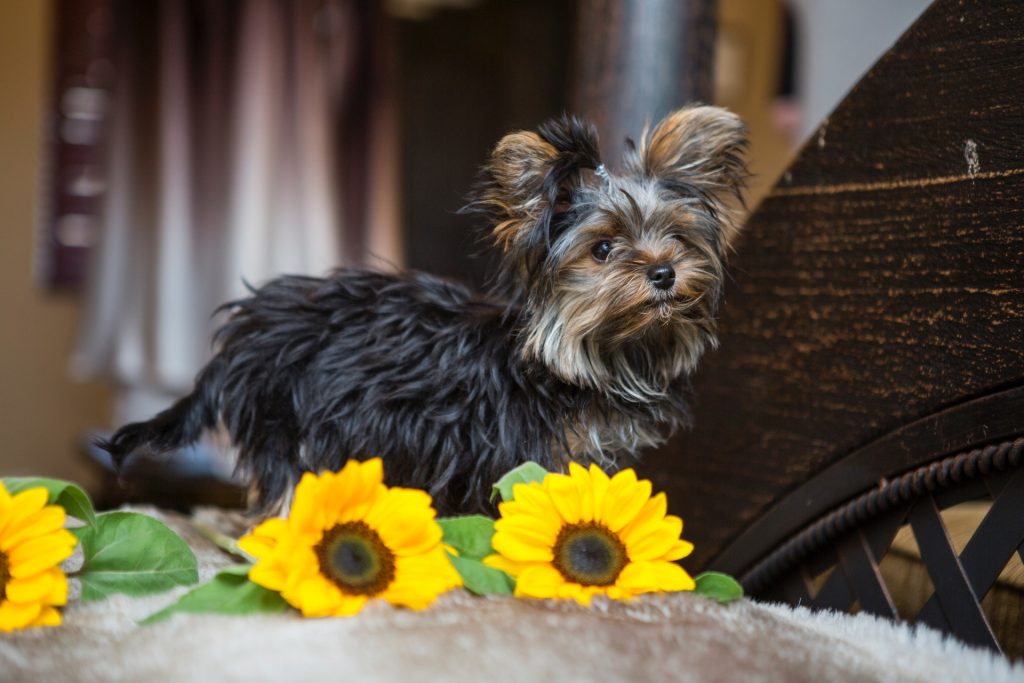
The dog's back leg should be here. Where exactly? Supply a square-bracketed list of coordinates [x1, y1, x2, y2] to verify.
[231, 392, 306, 515]
[97, 357, 227, 469]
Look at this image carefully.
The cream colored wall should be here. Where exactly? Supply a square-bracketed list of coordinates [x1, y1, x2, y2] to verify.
[0, 0, 111, 485]
[716, 0, 796, 208]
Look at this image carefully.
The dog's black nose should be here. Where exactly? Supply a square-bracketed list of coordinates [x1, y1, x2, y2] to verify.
[647, 264, 675, 290]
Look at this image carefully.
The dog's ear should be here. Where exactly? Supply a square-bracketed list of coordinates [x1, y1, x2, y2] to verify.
[469, 115, 602, 266]
[475, 131, 560, 253]
[627, 106, 749, 247]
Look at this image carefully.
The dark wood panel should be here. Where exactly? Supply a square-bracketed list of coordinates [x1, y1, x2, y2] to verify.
[713, 385, 1024, 575]
[639, 0, 1024, 569]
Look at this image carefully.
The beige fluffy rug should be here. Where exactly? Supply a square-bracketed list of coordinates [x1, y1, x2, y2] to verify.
[0, 509, 1020, 683]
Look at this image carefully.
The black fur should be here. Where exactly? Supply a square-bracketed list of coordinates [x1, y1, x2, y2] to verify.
[100, 269, 689, 514]
[100, 106, 747, 516]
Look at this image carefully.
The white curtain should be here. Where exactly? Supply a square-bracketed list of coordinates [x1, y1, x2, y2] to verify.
[73, 0, 399, 424]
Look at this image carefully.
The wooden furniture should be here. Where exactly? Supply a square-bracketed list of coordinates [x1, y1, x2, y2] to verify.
[640, 0, 1024, 656]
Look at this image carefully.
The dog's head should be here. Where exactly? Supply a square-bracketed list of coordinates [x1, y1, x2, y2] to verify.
[470, 106, 748, 399]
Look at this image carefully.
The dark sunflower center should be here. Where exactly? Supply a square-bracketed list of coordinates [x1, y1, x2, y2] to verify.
[552, 522, 628, 586]
[0, 551, 9, 602]
[314, 521, 396, 596]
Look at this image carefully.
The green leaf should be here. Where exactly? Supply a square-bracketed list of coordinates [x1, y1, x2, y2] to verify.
[212, 564, 255, 577]
[71, 511, 199, 600]
[439, 515, 495, 560]
[2, 477, 96, 525]
[491, 462, 549, 503]
[448, 554, 514, 595]
[140, 565, 289, 624]
[694, 571, 744, 603]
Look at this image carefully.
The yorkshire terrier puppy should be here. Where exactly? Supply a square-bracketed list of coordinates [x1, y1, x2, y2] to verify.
[101, 105, 748, 515]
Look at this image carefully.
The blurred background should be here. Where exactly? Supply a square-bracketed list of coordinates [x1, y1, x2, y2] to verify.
[0, 0, 930, 502]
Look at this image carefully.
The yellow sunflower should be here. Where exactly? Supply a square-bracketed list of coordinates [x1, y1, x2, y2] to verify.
[484, 463, 695, 605]
[0, 482, 77, 631]
[238, 459, 461, 617]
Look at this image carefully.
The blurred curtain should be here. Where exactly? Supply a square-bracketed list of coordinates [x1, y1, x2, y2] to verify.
[72, 0, 399, 424]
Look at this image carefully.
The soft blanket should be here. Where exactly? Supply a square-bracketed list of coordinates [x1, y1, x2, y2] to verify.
[1, 508, 1020, 683]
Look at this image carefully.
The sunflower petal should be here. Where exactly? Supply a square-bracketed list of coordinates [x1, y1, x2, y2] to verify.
[290, 576, 343, 618]
[626, 516, 683, 561]
[237, 517, 288, 559]
[482, 553, 528, 577]
[494, 515, 559, 547]
[332, 594, 369, 617]
[0, 486, 12, 536]
[508, 485, 562, 530]
[288, 473, 327, 534]
[1, 506, 65, 552]
[7, 530, 76, 578]
[616, 561, 694, 594]
[321, 469, 365, 526]
[654, 562, 695, 591]
[601, 471, 652, 532]
[44, 571, 69, 606]
[330, 461, 388, 526]
[514, 565, 565, 599]
[416, 548, 462, 584]
[664, 538, 695, 561]
[492, 530, 553, 563]
[587, 464, 611, 522]
[0, 601, 42, 632]
[545, 474, 582, 524]
[30, 606, 62, 628]
[3, 570, 55, 604]
[615, 560, 656, 592]
[360, 458, 385, 488]
[249, 559, 289, 592]
[568, 463, 595, 521]
[4, 489, 49, 538]
[385, 552, 461, 609]
[618, 493, 669, 547]
[364, 488, 440, 556]
[558, 582, 602, 606]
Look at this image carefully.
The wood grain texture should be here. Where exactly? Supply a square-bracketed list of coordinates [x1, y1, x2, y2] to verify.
[714, 374, 1024, 576]
[638, 0, 1024, 569]
[570, 0, 717, 161]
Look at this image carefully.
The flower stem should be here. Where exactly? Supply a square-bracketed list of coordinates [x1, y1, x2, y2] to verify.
[190, 521, 250, 560]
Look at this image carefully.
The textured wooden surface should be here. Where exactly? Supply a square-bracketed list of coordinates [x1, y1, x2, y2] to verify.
[753, 456, 1024, 656]
[639, 0, 1024, 570]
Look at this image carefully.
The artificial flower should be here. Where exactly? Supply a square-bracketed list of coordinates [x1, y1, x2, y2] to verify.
[484, 462, 695, 605]
[0, 482, 77, 631]
[239, 459, 461, 617]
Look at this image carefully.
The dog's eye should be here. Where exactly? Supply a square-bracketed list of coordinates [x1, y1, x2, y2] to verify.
[591, 240, 613, 262]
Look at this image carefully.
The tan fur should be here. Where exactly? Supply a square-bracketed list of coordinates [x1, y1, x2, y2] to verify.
[484, 132, 559, 252]
[629, 106, 749, 250]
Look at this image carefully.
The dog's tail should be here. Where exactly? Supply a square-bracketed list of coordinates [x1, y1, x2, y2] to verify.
[97, 356, 228, 471]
